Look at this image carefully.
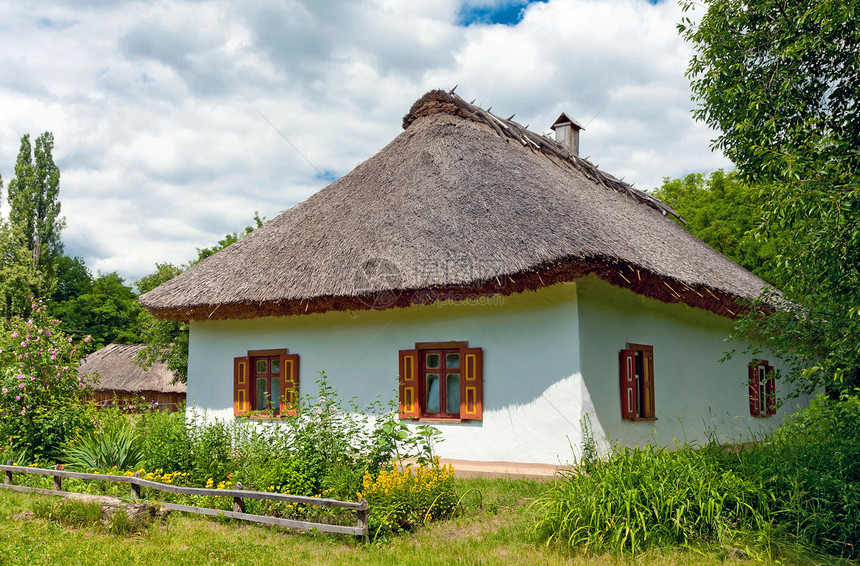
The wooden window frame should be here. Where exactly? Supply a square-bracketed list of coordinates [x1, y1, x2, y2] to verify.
[234, 348, 299, 419]
[399, 341, 482, 423]
[749, 360, 776, 417]
[620, 343, 657, 421]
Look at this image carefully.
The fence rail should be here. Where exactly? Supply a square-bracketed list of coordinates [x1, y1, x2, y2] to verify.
[0, 461, 368, 539]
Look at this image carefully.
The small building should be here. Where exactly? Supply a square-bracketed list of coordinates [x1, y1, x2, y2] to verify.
[80, 343, 186, 411]
[140, 90, 809, 464]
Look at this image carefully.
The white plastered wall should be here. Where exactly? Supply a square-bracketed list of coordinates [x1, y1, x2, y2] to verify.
[576, 275, 811, 449]
[186, 282, 608, 465]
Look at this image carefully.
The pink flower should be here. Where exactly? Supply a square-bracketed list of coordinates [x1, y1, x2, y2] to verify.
[18, 384, 25, 389]
[20, 409, 25, 415]
[11, 332, 18, 338]
[84, 336, 91, 343]
[29, 376, 34, 381]
[17, 375, 24, 380]
[15, 396, 20, 401]
[50, 355, 56, 360]
[1, 388, 6, 394]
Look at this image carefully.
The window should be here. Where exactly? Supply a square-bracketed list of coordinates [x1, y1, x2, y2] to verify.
[748, 360, 775, 417]
[398, 342, 483, 421]
[619, 344, 655, 420]
[233, 349, 299, 417]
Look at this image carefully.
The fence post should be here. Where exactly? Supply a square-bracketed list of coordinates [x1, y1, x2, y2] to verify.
[4, 460, 12, 485]
[53, 465, 62, 491]
[356, 498, 369, 543]
[131, 471, 141, 500]
[233, 482, 245, 513]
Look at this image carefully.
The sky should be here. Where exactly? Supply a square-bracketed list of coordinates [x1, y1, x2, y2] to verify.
[0, 0, 730, 286]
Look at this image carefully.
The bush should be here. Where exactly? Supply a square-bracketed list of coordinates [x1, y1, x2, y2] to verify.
[64, 410, 143, 472]
[136, 405, 192, 473]
[0, 301, 96, 462]
[718, 394, 860, 558]
[361, 459, 458, 537]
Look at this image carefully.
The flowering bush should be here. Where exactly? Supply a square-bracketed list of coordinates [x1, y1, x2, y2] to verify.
[360, 458, 458, 536]
[0, 300, 95, 462]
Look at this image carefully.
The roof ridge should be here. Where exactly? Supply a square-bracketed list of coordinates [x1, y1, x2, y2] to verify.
[403, 89, 683, 223]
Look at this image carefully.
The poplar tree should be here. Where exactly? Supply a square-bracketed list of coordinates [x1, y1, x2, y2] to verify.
[7, 132, 65, 287]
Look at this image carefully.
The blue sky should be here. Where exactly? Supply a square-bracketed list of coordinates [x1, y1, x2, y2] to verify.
[0, 0, 726, 283]
[459, 0, 549, 26]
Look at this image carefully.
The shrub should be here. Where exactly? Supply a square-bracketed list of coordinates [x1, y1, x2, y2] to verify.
[63, 411, 143, 472]
[718, 394, 860, 558]
[0, 300, 96, 462]
[136, 405, 192, 473]
[361, 459, 457, 537]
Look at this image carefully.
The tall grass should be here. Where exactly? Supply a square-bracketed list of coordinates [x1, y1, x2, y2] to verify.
[532, 441, 770, 554]
[534, 395, 860, 559]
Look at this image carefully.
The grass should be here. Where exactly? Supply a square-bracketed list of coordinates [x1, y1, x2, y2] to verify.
[0, 478, 850, 566]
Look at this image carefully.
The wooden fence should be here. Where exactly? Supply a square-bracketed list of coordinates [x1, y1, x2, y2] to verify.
[0, 461, 368, 540]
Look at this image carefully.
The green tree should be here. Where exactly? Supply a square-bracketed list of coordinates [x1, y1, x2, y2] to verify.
[51, 272, 144, 349]
[680, 0, 860, 394]
[7, 133, 65, 289]
[0, 174, 41, 320]
[652, 170, 780, 282]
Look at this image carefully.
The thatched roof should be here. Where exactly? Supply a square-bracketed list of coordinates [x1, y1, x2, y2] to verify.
[140, 89, 769, 321]
[79, 344, 185, 394]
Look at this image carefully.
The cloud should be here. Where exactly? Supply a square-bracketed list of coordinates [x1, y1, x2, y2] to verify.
[0, 0, 730, 283]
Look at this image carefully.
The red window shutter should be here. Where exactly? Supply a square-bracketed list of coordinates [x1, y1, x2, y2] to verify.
[233, 356, 250, 417]
[748, 363, 760, 415]
[765, 363, 776, 415]
[280, 353, 300, 417]
[398, 349, 420, 419]
[460, 347, 483, 420]
[641, 349, 655, 418]
[619, 349, 637, 420]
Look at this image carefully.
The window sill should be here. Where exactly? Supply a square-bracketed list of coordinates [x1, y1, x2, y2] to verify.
[400, 417, 472, 424]
[751, 414, 774, 418]
[625, 417, 658, 422]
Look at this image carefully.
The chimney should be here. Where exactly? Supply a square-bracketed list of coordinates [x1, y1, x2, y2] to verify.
[550, 112, 584, 157]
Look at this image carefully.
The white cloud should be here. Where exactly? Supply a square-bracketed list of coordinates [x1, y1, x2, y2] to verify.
[0, 0, 730, 283]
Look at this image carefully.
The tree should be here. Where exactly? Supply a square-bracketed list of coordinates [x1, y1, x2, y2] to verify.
[7, 132, 65, 289]
[51, 272, 145, 349]
[652, 170, 781, 283]
[0, 174, 41, 320]
[680, 0, 860, 394]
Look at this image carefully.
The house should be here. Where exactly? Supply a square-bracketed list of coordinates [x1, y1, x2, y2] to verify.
[79, 343, 186, 411]
[140, 90, 807, 465]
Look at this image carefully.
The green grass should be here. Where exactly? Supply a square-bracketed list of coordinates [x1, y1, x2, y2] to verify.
[0, 479, 849, 566]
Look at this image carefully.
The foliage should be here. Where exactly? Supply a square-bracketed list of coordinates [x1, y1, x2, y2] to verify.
[135, 406, 193, 473]
[532, 441, 770, 554]
[360, 459, 457, 537]
[64, 410, 144, 472]
[0, 300, 95, 462]
[679, 0, 860, 394]
[6, 132, 65, 289]
[49, 272, 145, 348]
[0, 221, 41, 320]
[652, 170, 780, 282]
[714, 395, 860, 558]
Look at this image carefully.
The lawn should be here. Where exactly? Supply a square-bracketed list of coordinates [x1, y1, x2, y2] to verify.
[0, 478, 849, 566]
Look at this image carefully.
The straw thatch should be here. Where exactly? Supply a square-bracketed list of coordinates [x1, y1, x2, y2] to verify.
[140, 89, 769, 321]
[80, 344, 186, 399]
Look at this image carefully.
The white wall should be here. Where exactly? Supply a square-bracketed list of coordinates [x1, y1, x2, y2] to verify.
[187, 282, 608, 464]
[186, 277, 810, 465]
[576, 275, 810, 449]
